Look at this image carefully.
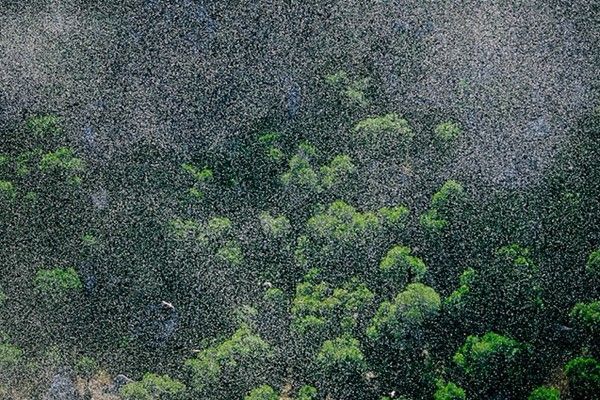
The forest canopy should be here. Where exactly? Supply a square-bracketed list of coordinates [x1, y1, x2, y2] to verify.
[0, 1, 599, 399]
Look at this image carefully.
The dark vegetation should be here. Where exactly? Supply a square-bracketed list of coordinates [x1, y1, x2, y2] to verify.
[0, 1, 599, 399]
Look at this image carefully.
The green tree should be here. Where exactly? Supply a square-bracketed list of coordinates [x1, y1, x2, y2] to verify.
[292, 271, 374, 341]
[528, 386, 560, 400]
[434, 121, 462, 142]
[185, 324, 274, 400]
[0, 341, 22, 369]
[570, 300, 599, 336]
[434, 381, 466, 400]
[352, 114, 413, 159]
[367, 283, 441, 345]
[281, 144, 355, 196]
[34, 267, 82, 297]
[492, 244, 544, 337]
[315, 335, 367, 400]
[296, 385, 318, 400]
[300, 200, 406, 282]
[379, 245, 427, 294]
[587, 249, 600, 286]
[454, 332, 527, 397]
[120, 373, 185, 400]
[244, 385, 279, 400]
[259, 212, 291, 238]
[420, 180, 466, 233]
[25, 114, 62, 137]
[281, 144, 320, 191]
[564, 357, 600, 400]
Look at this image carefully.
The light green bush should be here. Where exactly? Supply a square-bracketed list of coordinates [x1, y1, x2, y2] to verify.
[120, 373, 185, 400]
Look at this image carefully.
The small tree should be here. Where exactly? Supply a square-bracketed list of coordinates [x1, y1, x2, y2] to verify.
[315, 335, 367, 400]
[26, 114, 62, 137]
[570, 301, 599, 336]
[120, 373, 186, 400]
[291, 271, 373, 381]
[564, 357, 600, 400]
[379, 245, 427, 294]
[297, 385, 318, 400]
[34, 267, 82, 297]
[185, 324, 274, 400]
[453, 332, 527, 397]
[367, 283, 441, 346]
[434, 381, 466, 400]
[352, 114, 413, 159]
[586, 249, 600, 278]
[0, 341, 22, 369]
[528, 386, 560, 400]
[244, 384, 279, 400]
[420, 180, 466, 233]
[434, 121, 462, 142]
[303, 200, 382, 280]
[75, 356, 99, 397]
[259, 212, 291, 238]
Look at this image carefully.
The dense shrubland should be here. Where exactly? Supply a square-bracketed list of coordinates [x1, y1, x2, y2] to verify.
[0, 94, 599, 399]
[0, 2, 599, 398]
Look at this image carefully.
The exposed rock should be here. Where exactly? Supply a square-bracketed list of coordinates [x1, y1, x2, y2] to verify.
[44, 371, 82, 400]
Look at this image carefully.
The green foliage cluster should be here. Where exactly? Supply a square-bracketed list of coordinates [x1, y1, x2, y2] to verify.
[434, 121, 462, 142]
[0, 341, 22, 369]
[244, 384, 278, 400]
[169, 216, 233, 247]
[353, 114, 413, 155]
[74, 356, 99, 380]
[307, 200, 380, 243]
[34, 267, 82, 296]
[185, 324, 273, 398]
[182, 163, 213, 199]
[420, 180, 466, 232]
[587, 249, 600, 277]
[315, 335, 367, 399]
[296, 385, 318, 400]
[39, 147, 84, 172]
[257, 131, 286, 162]
[120, 373, 186, 400]
[26, 114, 62, 137]
[434, 381, 466, 400]
[316, 335, 366, 374]
[564, 357, 600, 399]
[325, 70, 370, 107]
[281, 146, 355, 193]
[353, 113, 412, 141]
[0, 180, 15, 200]
[2, 65, 600, 400]
[260, 212, 291, 238]
[181, 163, 213, 183]
[570, 300, 600, 334]
[453, 332, 526, 395]
[379, 245, 427, 289]
[446, 267, 476, 307]
[291, 271, 373, 338]
[527, 386, 560, 400]
[367, 283, 440, 342]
